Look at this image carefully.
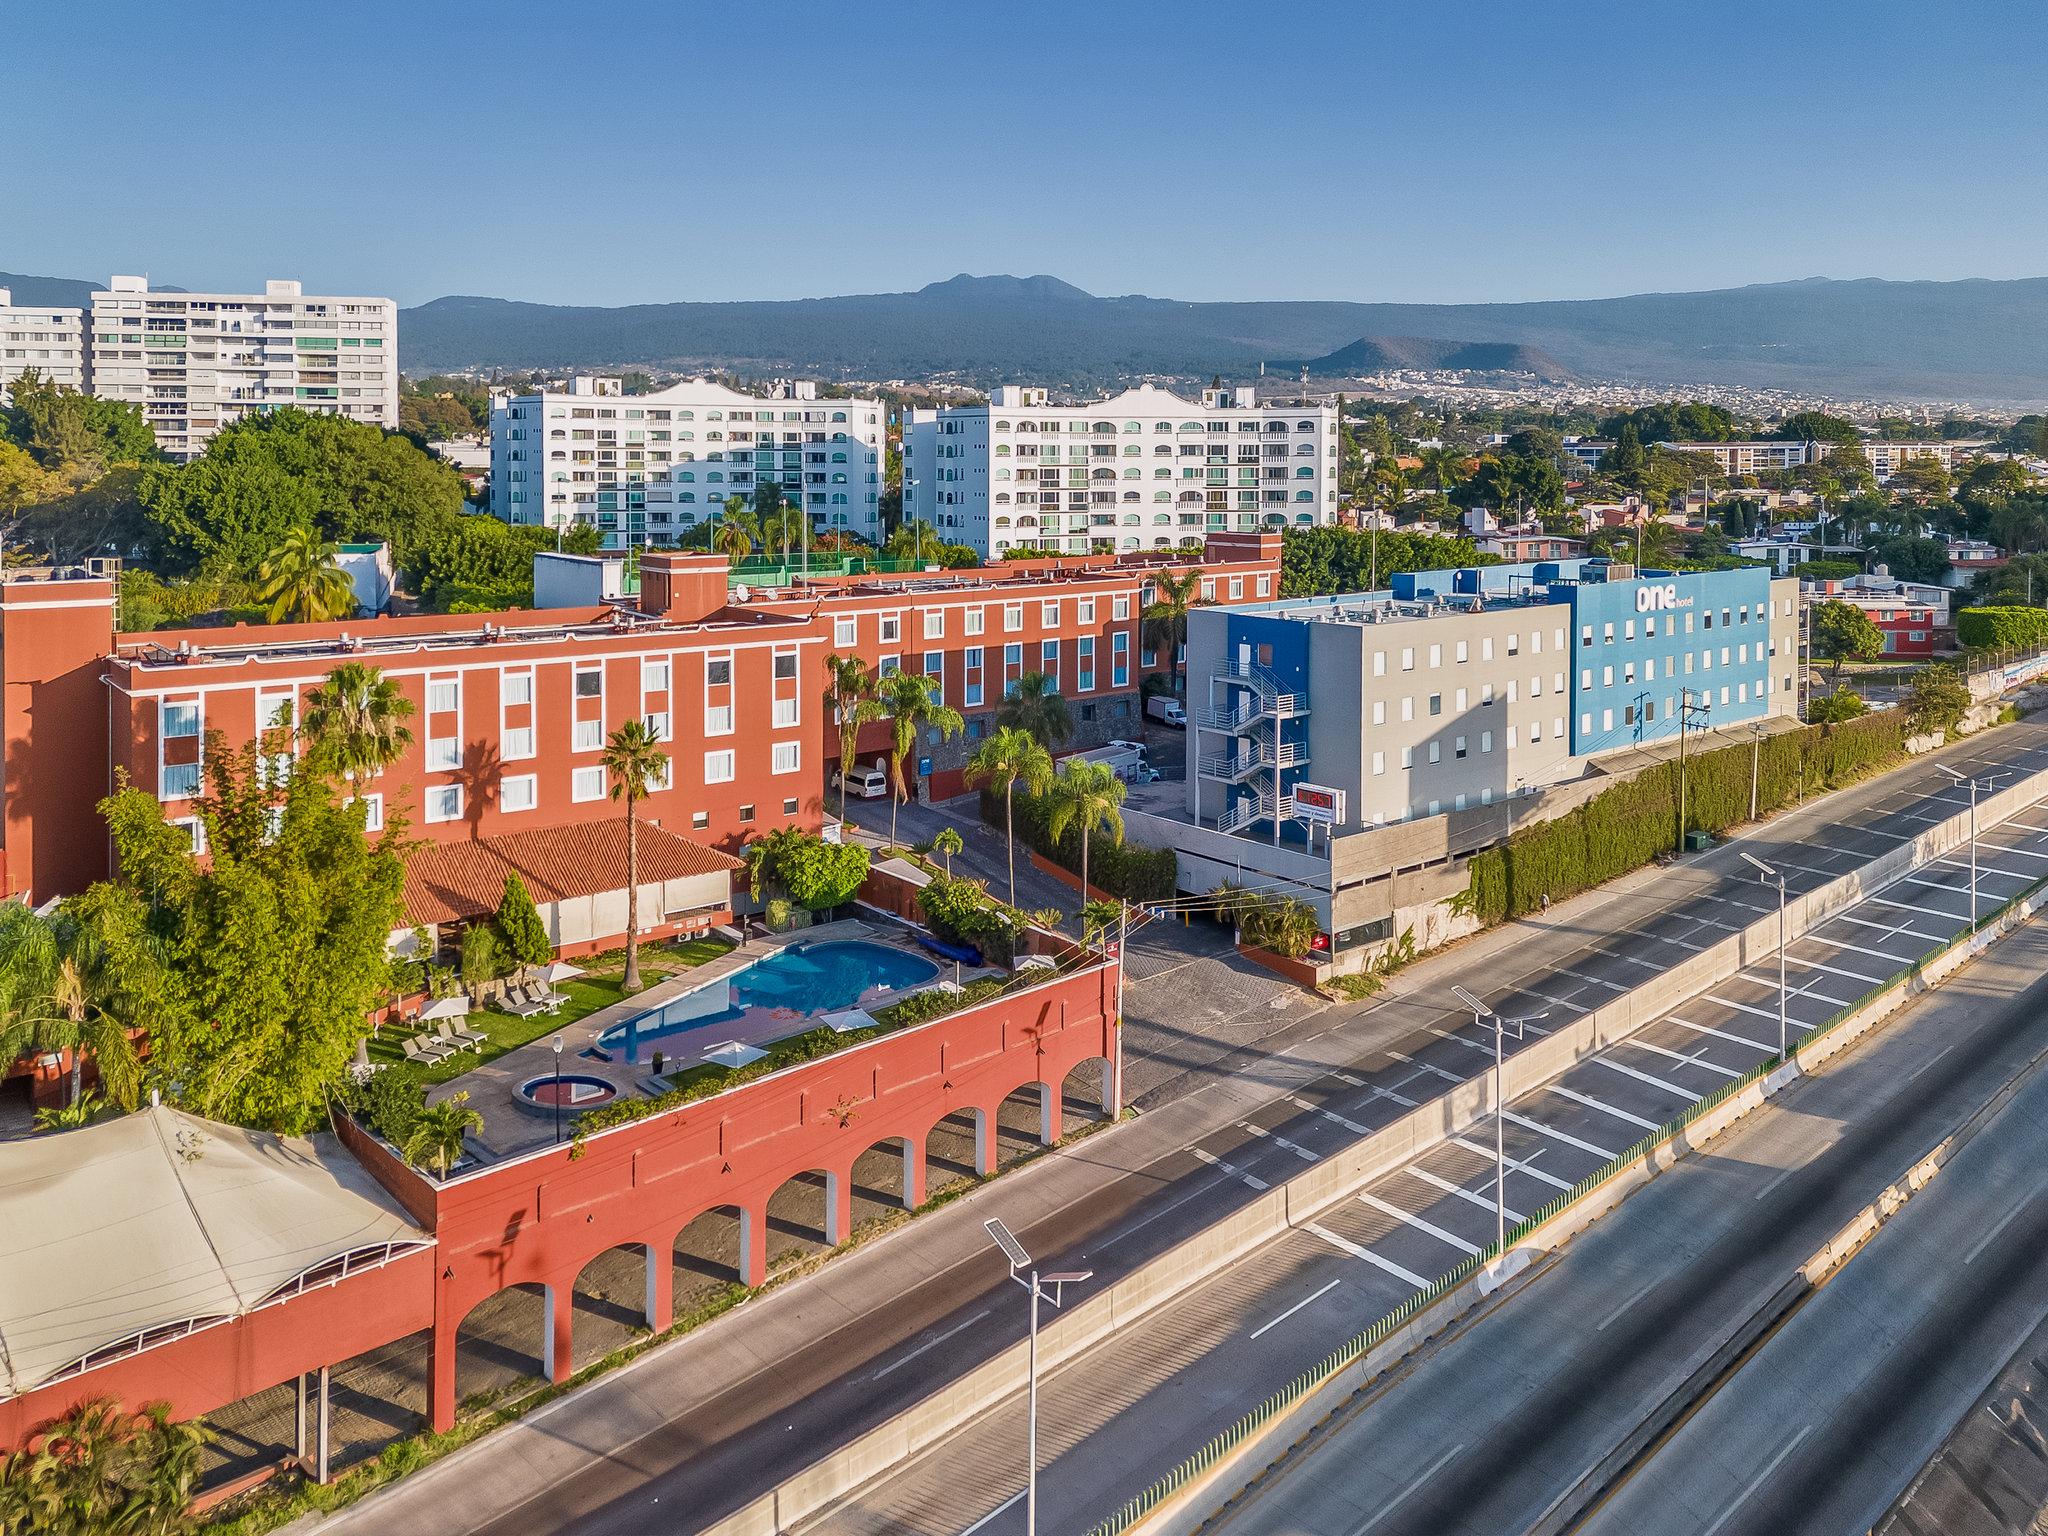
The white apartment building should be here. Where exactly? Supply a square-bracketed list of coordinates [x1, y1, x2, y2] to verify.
[88, 277, 397, 460]
[1861, 439, 1990, 479]
[0, 290, 86, 392]
[904, 383, 1340, 558]
[1657, 440, 1818, 476]
[491, 376, 884, 550]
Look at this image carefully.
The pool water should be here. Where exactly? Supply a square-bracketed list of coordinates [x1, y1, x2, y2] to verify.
[600, 940, 941, 1062]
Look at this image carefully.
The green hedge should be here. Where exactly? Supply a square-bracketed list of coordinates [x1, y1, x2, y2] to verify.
[1468, 711, 1908, 923]
[1957, 606, 2048, 650]
[979, 788, 1179, 901]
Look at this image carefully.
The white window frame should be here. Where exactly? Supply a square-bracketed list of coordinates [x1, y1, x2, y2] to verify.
[424, 784, 462, 823]
[704, 749, 736, 784]
[772, 741, 801, 775]
[572, 765, 606, 802]
[501, 774, 537, 813]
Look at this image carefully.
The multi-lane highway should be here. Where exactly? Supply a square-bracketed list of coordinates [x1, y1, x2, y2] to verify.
[1176, 912, 2048, 1536]
[317, 720, 2048, 1536]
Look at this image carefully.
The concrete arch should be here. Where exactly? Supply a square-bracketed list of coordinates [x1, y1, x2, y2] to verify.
[924, 1107, 991, 1194]
[848, 1134, 921, 1226]
[569, 1242, 663, 1371]
[1059, 1055, 1115, 1125]
[764, 1168, 841, 1271]
[993, 1080, 1060, 1166]
[452, 1281, 554, 1404]
[673, 1203, 753, 1304]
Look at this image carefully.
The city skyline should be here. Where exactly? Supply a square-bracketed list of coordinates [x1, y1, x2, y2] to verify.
[8, 0, 2047, 309]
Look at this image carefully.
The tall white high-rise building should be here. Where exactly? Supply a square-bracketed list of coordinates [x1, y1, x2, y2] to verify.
[0, 289, 86, 393]
[903, 384, 1340, 558]
[88, 276, 397, 460]
[490, 376, 885, 550]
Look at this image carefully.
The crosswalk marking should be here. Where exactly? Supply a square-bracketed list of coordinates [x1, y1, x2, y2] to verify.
[1358, 1192, 1482, 1255]
[1189, 1146, 1268, 1190]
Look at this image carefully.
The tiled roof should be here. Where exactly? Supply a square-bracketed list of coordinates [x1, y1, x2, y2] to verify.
[401, 820, 741, 927]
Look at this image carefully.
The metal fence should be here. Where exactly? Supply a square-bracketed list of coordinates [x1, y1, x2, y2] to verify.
[1084, 864, 2048, 1536]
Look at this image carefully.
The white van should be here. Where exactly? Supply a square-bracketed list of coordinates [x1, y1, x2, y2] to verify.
[837, 765, 890, 799]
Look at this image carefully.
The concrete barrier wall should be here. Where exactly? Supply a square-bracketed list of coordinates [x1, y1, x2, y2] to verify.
[702, 760, 2048, 1536]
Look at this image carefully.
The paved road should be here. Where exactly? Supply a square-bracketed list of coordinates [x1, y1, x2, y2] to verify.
[1583, 958, 2048, 1536]
[316, 721, 2048, 1536]
[790, 751, 2048, 1536]
[1197, 919, 2048, 1536]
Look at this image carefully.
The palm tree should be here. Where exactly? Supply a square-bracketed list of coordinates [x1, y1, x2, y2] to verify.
[933, 826, 963, 875]
[1079, 899, 1122, 947]
[996, 671, 1073, 747]
[1141, 570, 1204, 700]
[885, 521, 949, 565]
[254, 524, 357, 624]
[0, 906, 142, 1110]
[964, 726, 1054, 906]
[403, 1090, 483, 1177]
[1419, 445, 1469, 495]
[601, 718, 668, 994]
[303, 662, 416, 799]
[879, 671, 963, 848]
[713, 496, 759, 561]
[1045, 759, 1126, 900]
[825, 653, 884, 823]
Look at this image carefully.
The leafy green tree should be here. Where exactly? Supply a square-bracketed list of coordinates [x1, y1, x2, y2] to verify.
[1808, 687, 1870, 724]
[1865, 536, 1951, 584]
[459, 922, 502, 992]
[138, 456, 322, 573]
[1599, 421, 1647, 488]
[0, 438, 68, 515]
[495, 873, 554, 968]
[712, 496, 759, 560]
[2, 369, 157, 477]
[965, 726, 1054, 906]
[1597, 401, 1744, 444]
[883, 520, 979, 567]
[601, 718, 667, 993]
[0, 1397, 210, 1536]
[1417, 445, 1470, 495]
[302, 662, 417, 799]
[756, 830, 870, 911]
[1461, 452, 1564, 516]
[81, 737, 408, 1132]
[1079, 899, 1122, 946]
[995, 671, 1073, 747]
[880, 672, 963, 847]
[1773, 411, 1863, 446]
[825, 653, 884, 822]
[0, 905, 144, 1109]
[1045, 759, 1125, 899]
[1141, 569, 1203, 698]
[1278, 527, 1491, 597]
[1811, 599, 1887, 683]
[1636, 447, 1726, 510]
[254, 523, 357, 623]
[1891, 454, 1951, 502]
[1240, 896, 1323, 959]
[403, 1090, 483, 1178]
[1902, 664, 1971, 736]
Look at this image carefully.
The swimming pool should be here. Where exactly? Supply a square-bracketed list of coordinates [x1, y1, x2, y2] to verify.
[600, 940, 942, 1062]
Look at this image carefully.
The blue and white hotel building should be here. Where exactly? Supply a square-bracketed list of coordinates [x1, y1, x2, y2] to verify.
[1184, 558, 1802, 843]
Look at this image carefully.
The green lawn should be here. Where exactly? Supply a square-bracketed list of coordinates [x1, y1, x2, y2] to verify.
[372, 938, 734, 1086]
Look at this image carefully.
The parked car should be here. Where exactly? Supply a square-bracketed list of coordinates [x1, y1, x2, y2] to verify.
[837, 765, 890, 799]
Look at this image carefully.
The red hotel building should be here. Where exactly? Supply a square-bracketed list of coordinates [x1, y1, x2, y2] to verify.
[0, 535, 1283, 905]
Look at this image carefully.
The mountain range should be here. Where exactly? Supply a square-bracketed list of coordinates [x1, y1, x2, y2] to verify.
[11, 268, 2048, 402]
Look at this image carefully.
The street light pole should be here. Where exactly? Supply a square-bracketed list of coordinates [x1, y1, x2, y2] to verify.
[1453, 986, 1548, 1253]
[551, 1034, 565, 1145]
[1676, 689, 1712, 852]
[1936, 766, 2005, 929]
[984, 1220, 1090, 1536]
[1739, 853, 1788, 1058]
[1748, 723, 1767, 823]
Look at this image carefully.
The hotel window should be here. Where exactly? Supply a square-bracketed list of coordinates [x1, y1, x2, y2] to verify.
[1455, 736, 1468, 759]
[574, 718, 603, 751]
[1401, 697, 1414, 723]
[1371, 751, 1386, 775]
[1428, 742, 1442, 764]
[424, 785, 462, 822]
[1041, 639, 1059, 683]
[645, 710, 672, 742]
[162, 701, 201, 738]
[1371, 700, 1385, 725]
[1603, 623, 1614, 643]
[783, 797, 799, 816]
[502, 670, 533, 707]
[574, 666, 602, 699]
[1042, 600, 1060, 626]
[501, 774, 537, 813]
[1401, 647, 1414, 671]
[1506, 633, 1519, 657]
[924, 609, 945, 639]
[1455, 640, 1468, 663]
[1110, 632, 1128, 688]
[1428, 693, 1442, 716]
[878, 654, 900, 677]
[1624, 620, 1635, 641]
[1581, 626, 1593, 647]
[572, 765, 605, 801]
[1112, 595, 1130, 621]
[773, 741, 801, 774]
[1005, 604, 1023, 632]
[427, 736, 459, 771]
[427, 678, 458, 714]
[1078, 636, 1095, 691]
[704, 749, 736, 784]
[1602, 708, 1614, 730]
[879, 614, 901, 643]
[924, 650, 944, 684]
[692, 811, 709, 831]
[1401, 746, 1414, 768]
[835, 616, 857, 646]
[1373, 651, 1386, 677]
[1078, 599, 1095, 623]
[966, 606, 986, 635]
[1429, 644, 1442, 668]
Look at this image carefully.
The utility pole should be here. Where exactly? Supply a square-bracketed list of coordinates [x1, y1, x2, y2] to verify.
[1110, 900, 1128, 1114]
[1676, 688, 1712, 852]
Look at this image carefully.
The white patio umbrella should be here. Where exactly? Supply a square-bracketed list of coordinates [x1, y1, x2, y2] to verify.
[541, 961, 585, 983]
[419, 994, 470, 1022]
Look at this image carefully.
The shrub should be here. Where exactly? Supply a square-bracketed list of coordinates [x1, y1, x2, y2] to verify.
[743, 827, 871, 911]
[495, 873, 553, 968]
[1957, 606, 2048, 651]
[1808, 687, 1869, 724]
[1239, 896, 1322, 958]
[1902, 664, 1971, 735]
[346, 1060, 428, 1146]
[873, 976, 1010, 1028]
[764, 898, 793, 931]
[459, 923, 503, 988]
[917, 872, 1021, 964]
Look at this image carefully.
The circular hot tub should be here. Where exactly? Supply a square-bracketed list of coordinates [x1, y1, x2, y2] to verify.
[514, 1072, 620, 1117]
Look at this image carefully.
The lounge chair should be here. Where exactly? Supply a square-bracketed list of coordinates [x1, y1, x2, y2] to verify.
[403, 1034, 454, 1065]
[437, 1019, 485, 1052]
[537, 986, 569, 1013]
[503, 985, 549, 1019]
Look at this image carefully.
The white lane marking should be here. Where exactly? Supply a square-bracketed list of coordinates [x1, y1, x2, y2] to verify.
[1795, 928, 1919, 964]
[1698, 1425, 1812, 1536]
[1331, 1070, 1364, 1086]
[1964, 1193, 2038, 1265]
[1249, 1278, 1341, 1339]
[1933, 857, 2032, 883]
[1752, 1164, 1801, 1202]
[872, 1309, 993, 1380]
[1594, 1054, 1711, 1097]
[1351, 1445, 1467, 1536]
[1524, 988, 1593, 1014]
[1547, 1085, 1664, 1131]
[960, 1489, 1026, 1536]
[1871, 891, 1967, 919]
[1557, 967, 1630, 992]
[1594, 1272, 1664, 1331]
[1359, 1192, 1483, 1255]
[1386, 1049, 1464, 1084]
[1306, 1222, 1431, 1288]
[1620, 1038, 1742, 1079]
[1451, 1135, 1574, 1189]
[1705, 991, 1834, 1024]
[1189, 1146, 1268, 1190]
[1503, 1110, 1621, 1160]
[1239, 1121, 1318, 1162]
[1407, 1165, 1524, 1223]
[1828, 911, 1948, 945]
[1975, 842, 2048, 863]
[1291, 1094, 1377, 1135]
[1778, 952, 1884, 986]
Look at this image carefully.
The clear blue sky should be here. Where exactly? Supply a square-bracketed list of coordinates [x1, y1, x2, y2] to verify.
[9, 0, 2044, 308]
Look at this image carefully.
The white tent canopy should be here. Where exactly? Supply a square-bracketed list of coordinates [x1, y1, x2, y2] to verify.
[0, 1105, 427, 1399]
[419, 995, 470, 1021]
[541, 961, 585, 983]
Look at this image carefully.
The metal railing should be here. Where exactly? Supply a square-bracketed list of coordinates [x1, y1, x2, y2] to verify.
[1084, 862, 2048, 1536]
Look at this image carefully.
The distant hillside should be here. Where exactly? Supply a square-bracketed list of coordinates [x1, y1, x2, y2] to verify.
[11, 266, 2048, 401]
[389, 273, 2048, 402]
[1290, 335, 1572, 380]
[0, 272, 182, 306]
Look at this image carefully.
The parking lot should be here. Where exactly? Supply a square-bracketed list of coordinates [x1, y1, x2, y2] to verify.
[799, 743, 2048, 1536]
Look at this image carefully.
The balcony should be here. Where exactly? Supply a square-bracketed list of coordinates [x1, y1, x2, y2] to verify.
[1196, 739, 1305, 783]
